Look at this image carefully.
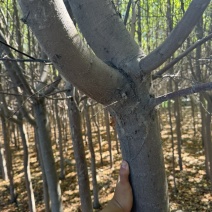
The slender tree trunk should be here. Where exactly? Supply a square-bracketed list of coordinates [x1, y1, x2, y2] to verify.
[130, 0, 136, 38]
[168, 101, 177, 193]
[34, 128, 50, 212]
[205, 96, 212, 182]
[18, 117, 36, 212]
[0, 144, 8, 180]
[84, 99, 101, 209]
[13, 125, 19, 149]
[104, 109, 113, 168]
[190, 96, 197, 136]
[174, 82, 183, 171]
[33, 99, 63, 212]
[1, 115, 17, 203]
[66, 83, 93, 212]
[195, 18, 211, 179]
[54, 99, 65, 180]
[91, 105, 103, 166]
[137, 0, 141, 46]
[114, 126, 120, 154]
[202, 94, 212, 182]
[52, 102, 57, 146]
[199, 94, 210, 177]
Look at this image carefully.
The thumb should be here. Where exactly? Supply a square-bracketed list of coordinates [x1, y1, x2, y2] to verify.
[119, 160, 130, 184]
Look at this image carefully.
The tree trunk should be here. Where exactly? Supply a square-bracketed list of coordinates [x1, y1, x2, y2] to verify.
[130, 0, 136, 38]
[110, 99, 169, 211]
[84, 99, 101, 209]
[190, 96, 197, 136]
[168, 101, 177, 193]
[66, 83, 93, 212]
[203, 94, 212, 182]
[91, 105, 103, 166]
[104, 109, 113, 168]
[0, 144, 8, 180]
[34, 128, 50, 212]
[174, 82, 183, 171]
[1, 115, 17, 203]
[54, 99, 65, 180]
[33, 99, 63, 212]
[18, 118, 36, 212]
[199, 94, 210, 177]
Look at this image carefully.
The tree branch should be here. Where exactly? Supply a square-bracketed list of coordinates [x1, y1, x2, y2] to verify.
[68, 0, 145, 75]
[0, 33, 36, 126]
[153, 33, 212, 79]
[43, 76, 62, 96]
[124, 0, 132, 25]
[138, 0, 211, 76]
[0, 39, 36, 60]
[152, 82, 212, 106]
[0, 57, 51, 63]
[18, 0, 131, 105]
[0, 32, 34, 97]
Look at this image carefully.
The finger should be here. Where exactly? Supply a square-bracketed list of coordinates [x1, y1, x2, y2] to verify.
[119, 160, 130, 184]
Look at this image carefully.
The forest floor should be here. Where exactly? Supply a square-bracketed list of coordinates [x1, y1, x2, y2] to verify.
[0, 107, 211, 211]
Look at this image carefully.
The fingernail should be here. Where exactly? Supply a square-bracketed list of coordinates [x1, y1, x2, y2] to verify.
[121, 160, 128, 169]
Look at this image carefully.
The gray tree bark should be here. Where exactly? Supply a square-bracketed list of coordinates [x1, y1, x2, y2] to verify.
[1, 115, 17, 203]
[0, 145, 8, 180]
[91, 105, 103, 166]
[204, 94, 212, 183]
[18, 116, 36, 212]
[55, 99, 65, 180]
[84, 99, 100, 209]
[17, 0, 211, 211]
[34, 99, 63, 212]
[174, 82, 183, 171]
[34, 129, 51, 212]
[66, 83, 93, 211]
[104, 109, 113, 168]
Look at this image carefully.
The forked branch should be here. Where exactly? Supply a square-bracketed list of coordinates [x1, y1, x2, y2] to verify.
[18, 0, 130, 105]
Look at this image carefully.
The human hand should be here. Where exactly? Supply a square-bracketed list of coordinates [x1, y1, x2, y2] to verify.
[102, 161, 133, 212]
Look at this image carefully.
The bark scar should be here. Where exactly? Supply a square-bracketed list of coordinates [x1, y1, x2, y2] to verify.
[131, 115, 149, 161]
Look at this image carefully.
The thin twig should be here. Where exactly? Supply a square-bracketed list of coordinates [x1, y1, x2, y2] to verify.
[153, 33, 212, 79]
[0, 57, 51, 64]
[0, 39, 36, 60]
[152, 81, 212, 106]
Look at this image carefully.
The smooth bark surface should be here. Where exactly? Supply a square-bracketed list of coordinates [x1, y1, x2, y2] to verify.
[104, 109, 113, 168]
[55, 99, 65, 180]
[84, 99, 100, 209]
[18, 0, 131, 105]
[18, 120, 36, 212]
[34, 129, 51, 212]
[69, 0, 144, 75]
[34, 99, 63, 212]
[66, 83, 93, 211]
[205, 95, 212, 183]
[1, 115, 16, 203]
[110, 100, 169, 211]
